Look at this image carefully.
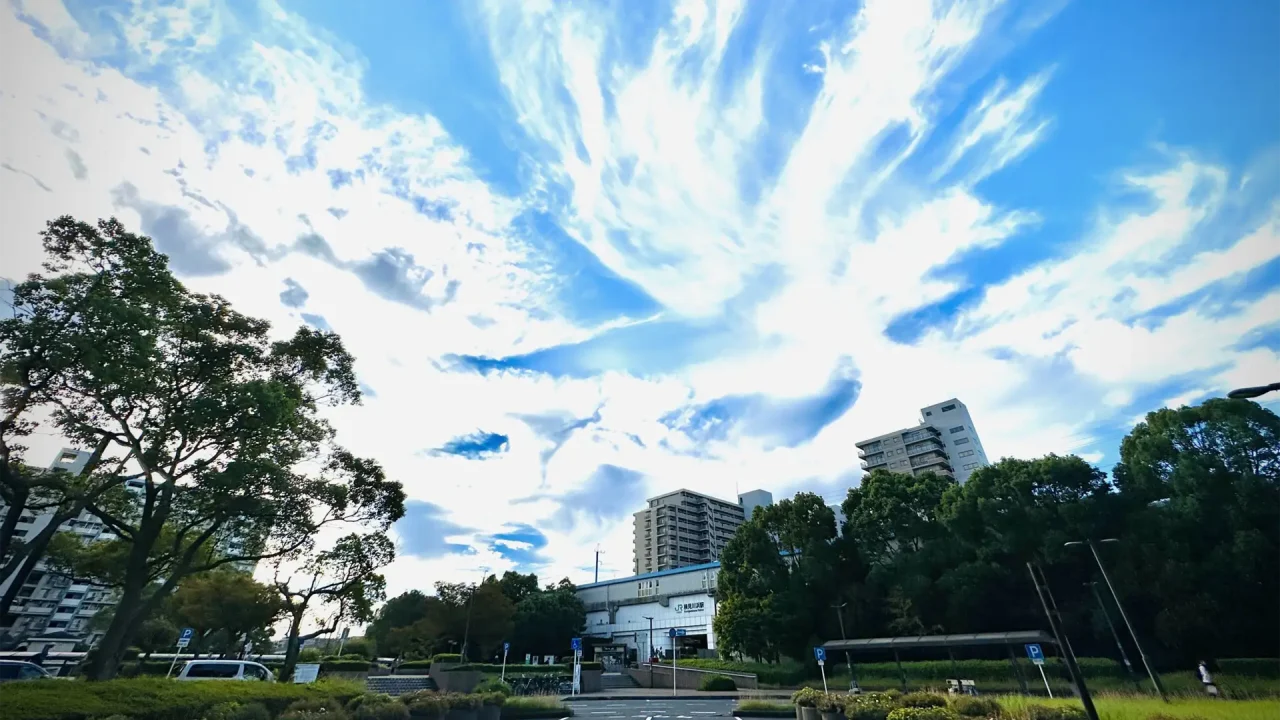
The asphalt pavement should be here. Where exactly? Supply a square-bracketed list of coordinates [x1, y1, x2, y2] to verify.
[565, 698, 739, 719]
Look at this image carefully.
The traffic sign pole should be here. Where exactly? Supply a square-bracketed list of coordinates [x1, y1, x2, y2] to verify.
[168, 628, 195, 678]
[1025, 644, 1051, 698]
[814, 647, 828, 693]
[501, 642, 509, 683]
[1037, 663, 1053, 698]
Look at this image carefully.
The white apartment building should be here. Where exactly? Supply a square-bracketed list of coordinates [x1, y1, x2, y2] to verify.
[633, 488, 773, 575]
[855, 398, 991, 484]
[0, 448, 124, 644]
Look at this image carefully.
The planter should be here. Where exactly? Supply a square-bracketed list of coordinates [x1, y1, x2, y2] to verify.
[794, 707, 804, 720]
[800, 707, 820, 720]
[820, 711, 845, 720]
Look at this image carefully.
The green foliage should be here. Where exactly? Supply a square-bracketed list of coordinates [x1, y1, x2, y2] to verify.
[345, 694, 408, 720]
[450, 662, 600, 673]
[404, 694, 445, 718]
[1218, 659, 1280, 678]
[949, 697, 1001, 718]
[736, 701, 793, 714]
[171, 572, 282, 657]
[299, 649, 324, 662]
[700, 675, 738, 691]
[843, 694, 899, 720]
[431, 653, 463, 664]
[899, 694, 947, 709]
[792, 688, 822, 707]
[1018, 707, 1085, 720]
[320, 659, 374, 672]
[200, 702, 271, 720]
[0, 677, 362, 720]
[885, 709, 958, 720]
[473, 679, 513, 696]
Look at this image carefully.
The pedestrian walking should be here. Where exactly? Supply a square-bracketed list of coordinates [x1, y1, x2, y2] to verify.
[1197, 660, 1219, 697]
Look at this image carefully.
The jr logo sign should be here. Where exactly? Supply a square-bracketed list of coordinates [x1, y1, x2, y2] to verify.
[674, 601, 705, 613]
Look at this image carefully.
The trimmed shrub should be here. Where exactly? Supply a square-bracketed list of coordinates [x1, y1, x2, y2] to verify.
[792, 688, 822, 707]
[700, 675, 737, 691]
[843, 694, 897, 720]
[322, 660, 373, 672]
[885, 709, 958, 720]
[396, 660, 435, 671]
[346, 695, 408, 720]
[899, 694, 947, 709]
[948, 697, 1000, 718]
[431, 654, 463, 664]
[1217, 658, 1280, 678]
[443, 694, 481, 711]
[478, 693, 506, 708]
[473, 679, 512, 696]
[280, 697, 348, 720]
[406, 696, 446, 719]
[201, 703, 272, 720]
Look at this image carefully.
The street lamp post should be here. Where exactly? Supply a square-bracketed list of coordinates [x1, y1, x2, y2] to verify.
[1085, 581, 1139, 689]
[460, 567, 489, 662]
[643, 616, 654, 687]
[1065, 540, 1166, 700]
[831, 602, 857, 690]
[1227, 383, 1280, 399]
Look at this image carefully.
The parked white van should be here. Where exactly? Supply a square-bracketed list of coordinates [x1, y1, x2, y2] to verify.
[176, 659, 274, 681]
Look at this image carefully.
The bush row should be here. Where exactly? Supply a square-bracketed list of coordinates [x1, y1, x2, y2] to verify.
[448, 662, 603, 673]
[661, 657, 1163, 686]
[0, 680, 571, 720]
[785, 689, 1087, 720]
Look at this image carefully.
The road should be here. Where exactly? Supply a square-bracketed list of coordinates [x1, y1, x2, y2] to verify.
[568, 699, 739, 719]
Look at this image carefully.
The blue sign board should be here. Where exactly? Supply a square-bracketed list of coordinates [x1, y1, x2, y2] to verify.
[668, 628, 686, 637]
[571, 637, 582, 651]
[177, 627, 195, 648]
[503, 642, 510, 653]
[1025, 643, 1044, 665]
[814, 647, 827, 662]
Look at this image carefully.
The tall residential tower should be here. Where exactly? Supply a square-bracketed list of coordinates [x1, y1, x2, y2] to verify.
[633, 488, 772, 574]
[855, 398, 990, 483]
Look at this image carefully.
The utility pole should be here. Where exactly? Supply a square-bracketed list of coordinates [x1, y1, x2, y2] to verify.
[1085, 581, 1139, 689]
[831, 602, 857, 689]
[595, 546, 604, 584]
[1066, 539, 1166, 701]
[1028, 563, 1099, 720]
[460, 566, 489, 661]
[643, 616, 654, 688]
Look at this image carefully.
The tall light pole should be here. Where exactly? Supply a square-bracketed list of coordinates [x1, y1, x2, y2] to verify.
[1227, 383, 1280, 399]
[460, 566, 489, 662]
[1065, 539, 1165, 700]
[643, 616, 654, 687]
[1085, 581, 1139, 689]
[831, 602, 856, 688]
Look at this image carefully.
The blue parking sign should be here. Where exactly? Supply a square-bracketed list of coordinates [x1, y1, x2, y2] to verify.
[1025, 643, 1044, 665]
[814, 647, 826, 663]
[571, 637, 582, 651]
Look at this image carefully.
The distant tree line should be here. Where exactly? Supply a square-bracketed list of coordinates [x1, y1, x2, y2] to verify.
[367, 571, 586, 661]
[714, 398, 1280, 668]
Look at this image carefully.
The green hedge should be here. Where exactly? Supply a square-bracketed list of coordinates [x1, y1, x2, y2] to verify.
[661, 657, 1143, 686]
[1219, 658, 1280, 678]
[0, 677, 364, 720]
[320, 660, 372, 672]
[430, 654, 462, 664]
[449, 662, 602, 673]
[395, 660, 434, 671]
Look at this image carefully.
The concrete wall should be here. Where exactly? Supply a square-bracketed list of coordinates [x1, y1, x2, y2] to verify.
[628, 663, 757, 690]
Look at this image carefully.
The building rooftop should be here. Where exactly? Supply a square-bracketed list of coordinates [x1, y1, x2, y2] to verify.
[578, 560, 721, 591]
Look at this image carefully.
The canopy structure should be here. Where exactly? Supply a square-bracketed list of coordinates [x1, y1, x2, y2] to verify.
[820, 631, 1058, 694]
[822, 630, 1057, 653]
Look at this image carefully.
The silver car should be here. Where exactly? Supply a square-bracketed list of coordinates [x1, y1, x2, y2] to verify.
[176, 659, 275, 681]
[0, 660, 53, 682]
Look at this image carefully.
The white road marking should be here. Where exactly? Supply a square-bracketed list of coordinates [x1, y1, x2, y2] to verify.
[692, 712, 718, 715]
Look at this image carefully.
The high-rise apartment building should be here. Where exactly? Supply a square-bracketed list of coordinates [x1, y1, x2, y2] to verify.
[0, 448, 124, 644]
[855, 398, 990, 484]
[633, 489, 769, 574]
[737, 489, 773, 522]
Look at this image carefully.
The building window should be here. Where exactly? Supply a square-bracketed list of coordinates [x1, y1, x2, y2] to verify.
[48, 621, 68, 629]
[959, 450, 975, 458]
[941, 404, 956, 412]
[949, 426, 964, 433]
[954, 437, 970, 445]
[963, 463, 980, 471]
[925, 411, 932, 416]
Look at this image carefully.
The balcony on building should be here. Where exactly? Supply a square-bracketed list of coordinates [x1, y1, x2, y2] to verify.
[904, 437, 946, 457]
[861, 452, 888, 471]
[910, 453, 953, 473]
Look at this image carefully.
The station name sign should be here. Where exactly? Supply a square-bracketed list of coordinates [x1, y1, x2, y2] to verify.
[674, 601, 705, 613]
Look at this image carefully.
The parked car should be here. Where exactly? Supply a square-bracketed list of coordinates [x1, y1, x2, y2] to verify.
[176, 659, 274, 681]
[0, 660, 53, 682]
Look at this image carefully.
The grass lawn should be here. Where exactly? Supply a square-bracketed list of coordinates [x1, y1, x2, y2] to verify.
[998, 693, 1280, 720]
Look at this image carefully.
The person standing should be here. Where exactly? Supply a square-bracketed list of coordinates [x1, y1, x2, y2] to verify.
[1197, 660, 1219, 697]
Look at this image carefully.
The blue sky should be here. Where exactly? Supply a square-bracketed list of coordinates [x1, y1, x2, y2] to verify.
[2, 0, 1277, 594]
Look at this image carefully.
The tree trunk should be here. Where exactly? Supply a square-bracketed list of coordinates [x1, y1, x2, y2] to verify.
[280, 610, 306, 682]
[0, 484, 30, 564]
[83, 509, 165, 681]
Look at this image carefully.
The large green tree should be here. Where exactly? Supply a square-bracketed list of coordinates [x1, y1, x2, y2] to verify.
[170, 571, 281, 657]
[366, 590, 430, 654]
[274, 533, 395, 681]
[509, 581, 584, 660]
[1, 217, 405, 678]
